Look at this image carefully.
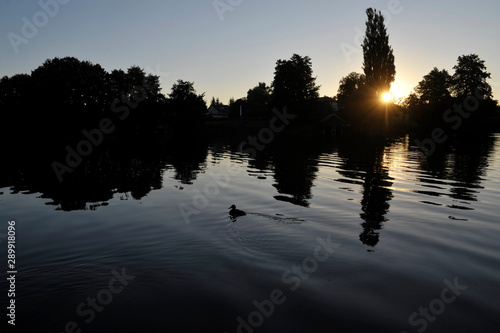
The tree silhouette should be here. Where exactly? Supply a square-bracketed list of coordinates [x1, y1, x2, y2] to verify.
[0, 74, 32, 105]
[0, 74, 35, 132]
[108, 69, 129, 100]
[210, 97, 222, 107]
[451, 54, 492, 99]
[0, 56, 168, 136]
[246, 82, 271, 116]
[27, 57, 109, 132]
[271, 54, 319, 112]
[247, 82, 271, 106]
[404, 55, 498, 129]
[402, 68, 453, 127]
[415, 68, 452, 105]
[167, 80, 206, 129]
[32, 57, 108, 109]
[336, 72, 366, 107]
[362, 8, 395, 97]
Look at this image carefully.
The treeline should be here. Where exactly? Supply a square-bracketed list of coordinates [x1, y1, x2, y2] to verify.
[0, 53, 337, 138]
[336, 54, 499, 133]
[222, 53, 334, 124]
[0, 57, 208, 137]
[334, 9, 498, 134]
[2, 8, 499, 139]
[401, 54, 498, 131]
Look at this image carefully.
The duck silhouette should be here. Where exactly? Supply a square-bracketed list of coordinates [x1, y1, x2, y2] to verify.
[228, 205, 246, 219]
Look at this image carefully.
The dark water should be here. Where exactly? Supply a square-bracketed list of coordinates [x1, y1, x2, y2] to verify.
[1, 132, 499, 332]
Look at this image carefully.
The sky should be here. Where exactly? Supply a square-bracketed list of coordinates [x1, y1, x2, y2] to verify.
[1, 0, 499, 104]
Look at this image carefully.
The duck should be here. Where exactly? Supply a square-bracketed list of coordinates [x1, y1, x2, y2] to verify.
[228, 205, 246, 218]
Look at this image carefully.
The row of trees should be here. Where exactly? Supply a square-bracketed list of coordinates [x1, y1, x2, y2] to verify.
[404, 54, 492, 107]
[1, 8, 497, 137]
[337, 55, 495, 119]
[0, 57, 210, 135]
[336, 8, 497, 132]
[223, 8, 399, 128]
[217, 54, 321, 120]
[402, 54, 496, 128]
[0, 8, 400, 137]
[0, 53, 324, 134]
[0, 52, 327, 137]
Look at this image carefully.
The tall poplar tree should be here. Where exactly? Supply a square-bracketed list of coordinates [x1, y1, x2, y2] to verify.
[362, 8, 396, 96]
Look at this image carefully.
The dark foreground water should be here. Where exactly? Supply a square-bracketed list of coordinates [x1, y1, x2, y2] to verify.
[1, 132, 499, 332]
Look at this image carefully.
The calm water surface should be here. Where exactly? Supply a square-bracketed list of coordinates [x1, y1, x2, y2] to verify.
[1, 133, 499, 332]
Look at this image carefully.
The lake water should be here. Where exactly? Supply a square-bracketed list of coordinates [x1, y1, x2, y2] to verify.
[1, 132, 499, 332]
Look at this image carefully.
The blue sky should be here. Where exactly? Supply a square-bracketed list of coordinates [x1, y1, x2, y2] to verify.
[1, 0, 499, 103]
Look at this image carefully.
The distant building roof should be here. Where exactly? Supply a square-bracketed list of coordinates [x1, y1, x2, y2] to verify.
[207, 104, 230, 116]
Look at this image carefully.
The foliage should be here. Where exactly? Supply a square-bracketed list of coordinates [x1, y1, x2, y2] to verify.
[336, 72, 366, 107]
[451, 54, 492, 99]
[247, 82, 271, 106]
[403, 54, 498, 130]
[271, 54, 320, 112]
[246, 82, 272, 117]
[333, 8, 399, 134]
[210, 97, 222, 107]
[414, 68, 452, 105]
[31, 57, 108, 110]
[0, 74, 33, 106]
[167, 80, 206, 129]
[362, 8, 396, 96]
[0, 57, 166, 135]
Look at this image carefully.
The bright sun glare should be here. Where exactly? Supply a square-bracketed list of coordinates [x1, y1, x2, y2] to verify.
[382, 92, 392, 103]
[389, 81, 411, 103]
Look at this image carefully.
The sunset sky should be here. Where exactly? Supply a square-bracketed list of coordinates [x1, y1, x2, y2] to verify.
[1, 0, 499, 104]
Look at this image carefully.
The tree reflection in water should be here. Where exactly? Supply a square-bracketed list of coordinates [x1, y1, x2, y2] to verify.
[0, 134, 208, 211]
[1, 131, 495, 249]
[338, 135, 394, 248]
[413, 133, 496, 211]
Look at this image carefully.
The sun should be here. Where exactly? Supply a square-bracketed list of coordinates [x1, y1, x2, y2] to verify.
[382, 92, 392, 103]
[389, 80, 412, 103]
